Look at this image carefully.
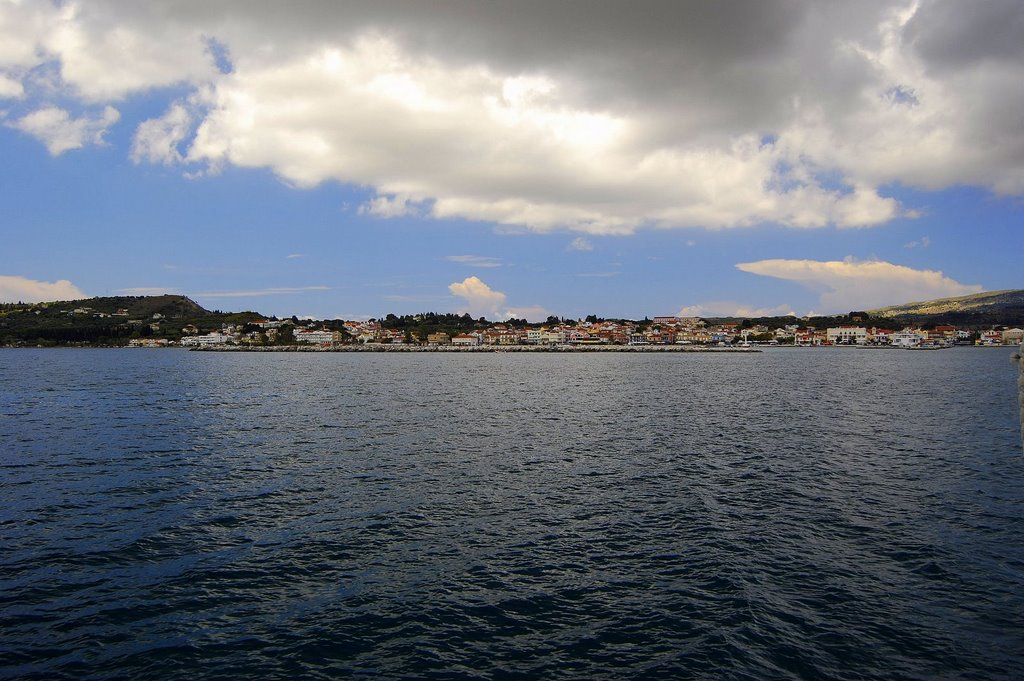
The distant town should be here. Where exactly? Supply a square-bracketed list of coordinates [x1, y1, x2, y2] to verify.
[167, 316, 1024, 350]
[2, 295, 1022, 350]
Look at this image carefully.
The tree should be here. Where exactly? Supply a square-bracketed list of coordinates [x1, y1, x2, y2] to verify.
[276, 325, 295, 345]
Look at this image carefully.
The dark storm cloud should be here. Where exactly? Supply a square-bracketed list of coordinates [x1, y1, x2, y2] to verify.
[904, 0, 1024, 72]
[3, 0, 1022, 231]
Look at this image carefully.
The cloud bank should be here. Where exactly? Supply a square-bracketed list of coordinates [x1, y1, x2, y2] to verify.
[736, 258, 983, 312]
[2, 1, 1022, 232]
[0, 275, 87, 303]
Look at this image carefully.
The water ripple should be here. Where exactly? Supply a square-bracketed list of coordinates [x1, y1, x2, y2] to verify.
[1, 347, 1022, 680]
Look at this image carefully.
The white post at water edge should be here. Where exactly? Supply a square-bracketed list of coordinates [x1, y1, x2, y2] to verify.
[1015, 342, 1024, 452]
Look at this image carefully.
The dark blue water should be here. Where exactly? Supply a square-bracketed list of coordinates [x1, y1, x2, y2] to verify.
[1, 347, 1022, 680]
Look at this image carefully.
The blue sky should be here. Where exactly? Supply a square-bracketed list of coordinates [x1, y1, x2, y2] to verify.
[1, 1, 1021, 321]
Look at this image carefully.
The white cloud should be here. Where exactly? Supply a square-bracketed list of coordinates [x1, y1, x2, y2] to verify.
[0, 1, 59, 71]
[829, 184, 902, 228]
[131, 102, 191, 165]
[444, 255, 502, 268]
[0, 74, 24, 98]
[735, 257, 982, 311]
[568, 237, 594, 251]
[2, 2, 1023, 231]
[448, 276, 506, 318]
[677, 302, 797, 318]
[286, 253, 307, 259]
[41, 3, 216, 102]
[8, 105, 119, 155]
[904, 236, 931, 249]
[0, 275, 87, 303]
[358, 193, 421, 218]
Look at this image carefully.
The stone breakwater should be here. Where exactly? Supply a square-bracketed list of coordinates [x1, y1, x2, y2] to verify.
[191, 344, 759, 353]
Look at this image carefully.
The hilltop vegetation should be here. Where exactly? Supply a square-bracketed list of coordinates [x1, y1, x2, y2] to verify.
[0, 295, 264, 346]
[869, 289, 1024, 327]
[696, 290, 1024, 331]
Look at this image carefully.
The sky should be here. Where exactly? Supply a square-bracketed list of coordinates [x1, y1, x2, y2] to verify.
[1, 0, 1021, 321]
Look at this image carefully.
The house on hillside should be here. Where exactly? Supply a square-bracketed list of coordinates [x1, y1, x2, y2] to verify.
[426, 332, 450, 345]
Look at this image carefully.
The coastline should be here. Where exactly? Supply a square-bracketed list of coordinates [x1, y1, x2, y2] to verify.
[188, 344, 761, 353]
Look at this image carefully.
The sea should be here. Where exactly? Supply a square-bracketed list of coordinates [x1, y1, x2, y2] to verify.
[1, 347, 1022, 680]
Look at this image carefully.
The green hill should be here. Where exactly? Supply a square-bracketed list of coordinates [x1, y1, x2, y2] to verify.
[869, 289, 1024, 327]
[0, 295, 267, 346]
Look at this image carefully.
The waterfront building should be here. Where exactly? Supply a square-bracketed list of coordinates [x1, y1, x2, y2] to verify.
[794, 329, 826, 346]
[1003, 328, 1024, 345]
[541, 330, 565, 345]
[294, 329, 339, 345]
[826, 326, 868, 345]
[891, 330, 925, 348]
[978, 330, 1003, 346]
[868, 328, 896, 344]
[426, 332, 451, 345]
[181, 332, 234, 346]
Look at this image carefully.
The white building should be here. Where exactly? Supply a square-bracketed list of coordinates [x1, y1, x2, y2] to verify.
[891, 330, 925, 348]
[868, 328, 893, 344]
[542, 330, 565, 345]
[294, 329, 338, 345]
[826, 326, 868, 345]
[181, 333, 234, 346]
[978, 330, 1004, 346]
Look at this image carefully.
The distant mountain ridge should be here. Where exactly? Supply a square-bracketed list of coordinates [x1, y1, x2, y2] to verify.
[870, 289, 1024, 316]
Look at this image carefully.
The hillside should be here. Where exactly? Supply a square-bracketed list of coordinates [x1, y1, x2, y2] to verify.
[0, 295, 266, 345]
[869, 289, 1024, 327]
